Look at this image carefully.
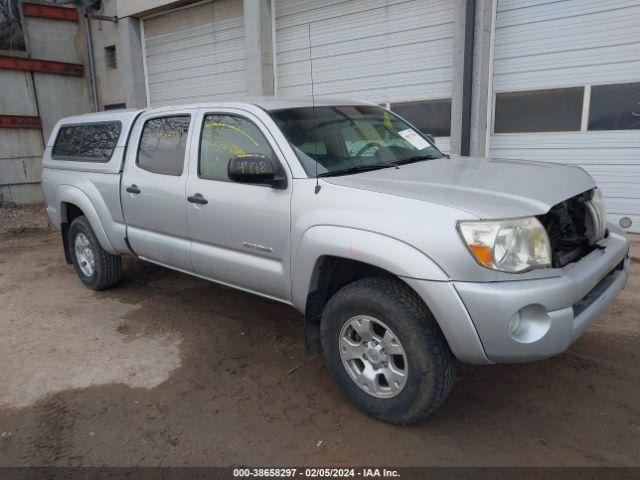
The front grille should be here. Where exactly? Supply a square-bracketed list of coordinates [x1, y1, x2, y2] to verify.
[537, 190, 599, 268]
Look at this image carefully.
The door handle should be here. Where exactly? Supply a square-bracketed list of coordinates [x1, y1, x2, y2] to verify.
[187, 193, 208, 205]
[126, 184, 141, 194]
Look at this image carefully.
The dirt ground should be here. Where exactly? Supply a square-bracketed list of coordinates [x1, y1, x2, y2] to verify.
[0, 207, 638, 467]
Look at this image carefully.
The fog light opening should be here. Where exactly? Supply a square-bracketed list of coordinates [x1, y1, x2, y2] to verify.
[508, 304, 551, 343]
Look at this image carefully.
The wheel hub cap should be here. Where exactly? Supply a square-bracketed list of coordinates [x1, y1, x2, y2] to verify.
[74, 233, 95, 277]
[365, 348, 381, 363]
[339, 315, 408, 398]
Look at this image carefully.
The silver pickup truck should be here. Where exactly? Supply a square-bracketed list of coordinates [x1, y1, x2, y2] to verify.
[42, 98, 630, 424]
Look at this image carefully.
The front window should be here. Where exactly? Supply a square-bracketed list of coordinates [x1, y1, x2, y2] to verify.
[199, 114, 275, 181]
[269, 105, 445, 177]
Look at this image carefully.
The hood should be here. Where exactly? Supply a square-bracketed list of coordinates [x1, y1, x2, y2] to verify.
[321, 155, 595, 219]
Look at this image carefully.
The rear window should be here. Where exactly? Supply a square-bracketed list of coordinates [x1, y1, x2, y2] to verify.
[52, 122, 121, 162]
[137, 115, 191, 176]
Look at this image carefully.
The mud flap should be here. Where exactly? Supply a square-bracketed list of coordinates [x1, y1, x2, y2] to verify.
[61, 223, 72, 264]
[304, 317, 321, 357]
[304, 291, 323, 357]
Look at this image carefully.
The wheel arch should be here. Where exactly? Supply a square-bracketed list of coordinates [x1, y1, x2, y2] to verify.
[292, 226, 451, 355]
[292, 226, 449, 310]
[57, 185, 118, 256]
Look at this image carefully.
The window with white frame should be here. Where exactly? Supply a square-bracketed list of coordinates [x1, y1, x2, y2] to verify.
[389, 99, 452, 137]
[588, 82, 640, 131]
[494, 88, 584, 134]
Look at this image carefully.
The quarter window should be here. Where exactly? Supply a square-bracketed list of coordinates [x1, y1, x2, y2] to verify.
[137, 115, 190, 176]
[588, 82, 640, 131]
[494, 87, 584, 133]
[199, 114, 275, 181]
[390, 99, 451, 137]
[52, 122, 121, 162]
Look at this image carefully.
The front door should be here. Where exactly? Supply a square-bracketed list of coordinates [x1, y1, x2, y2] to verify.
[121, 111, 194, 272]
[185, 109, 292, 301]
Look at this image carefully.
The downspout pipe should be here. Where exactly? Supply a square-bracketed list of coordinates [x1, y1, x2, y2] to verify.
[461, 0, 476, 156]
[82, 7, 99, 111]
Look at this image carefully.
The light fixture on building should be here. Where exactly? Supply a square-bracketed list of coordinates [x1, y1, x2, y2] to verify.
[619, 217, 632, 229]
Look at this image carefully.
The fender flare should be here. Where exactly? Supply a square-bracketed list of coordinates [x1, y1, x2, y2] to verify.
[56, 184, 118, 255]
[291, 225, 449, 310]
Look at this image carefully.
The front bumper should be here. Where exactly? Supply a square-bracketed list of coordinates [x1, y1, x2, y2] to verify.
[453, 226, 629, 363]
[403, 225, 629, 364]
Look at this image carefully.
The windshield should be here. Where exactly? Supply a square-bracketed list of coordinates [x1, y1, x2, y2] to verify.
[268, 105, 445, 177]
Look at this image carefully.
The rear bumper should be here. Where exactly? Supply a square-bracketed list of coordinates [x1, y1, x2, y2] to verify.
[453, 226, 629, 363]
[404, 225, 629, 364]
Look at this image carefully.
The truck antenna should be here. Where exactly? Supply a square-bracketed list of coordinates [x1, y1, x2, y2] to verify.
[308, 23, 321, 194]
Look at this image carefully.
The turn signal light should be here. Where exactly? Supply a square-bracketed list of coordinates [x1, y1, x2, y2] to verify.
[469, 244, 492, 266]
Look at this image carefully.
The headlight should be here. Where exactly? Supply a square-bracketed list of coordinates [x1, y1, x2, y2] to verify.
[588, 187, 607, 243]
[457, 217, 552, 273]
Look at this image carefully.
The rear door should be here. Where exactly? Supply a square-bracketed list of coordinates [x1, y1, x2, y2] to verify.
[121, 109, 195, 271]
[184, 108, 292, 301]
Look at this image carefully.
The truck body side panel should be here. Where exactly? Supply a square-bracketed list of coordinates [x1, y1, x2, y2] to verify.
[41, 168, 130, 255]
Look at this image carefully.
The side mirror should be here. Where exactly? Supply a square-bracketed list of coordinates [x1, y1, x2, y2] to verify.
[228, 154, 286, 189]
[424, 133, 436, 144]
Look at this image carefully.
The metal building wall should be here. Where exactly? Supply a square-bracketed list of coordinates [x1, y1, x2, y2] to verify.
[142, 0, 247, 106]
[274, 0, 456, 151]
[488, 0, 640, 231]
[0, 2, 93, 205]
[22, 14, 93, 140]
[91, 0, 126, 109]
[274, 0, 455, 101]
[0, 70, 42, 203]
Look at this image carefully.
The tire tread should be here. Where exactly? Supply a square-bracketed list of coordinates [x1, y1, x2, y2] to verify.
[321, 276, 456, 425]
[68, 216, 122, 290]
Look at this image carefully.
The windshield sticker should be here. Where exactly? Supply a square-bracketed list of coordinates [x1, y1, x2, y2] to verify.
[398, 128, 430, 150]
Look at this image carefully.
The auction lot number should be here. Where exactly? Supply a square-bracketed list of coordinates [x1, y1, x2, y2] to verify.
[234, 468, 400, 478]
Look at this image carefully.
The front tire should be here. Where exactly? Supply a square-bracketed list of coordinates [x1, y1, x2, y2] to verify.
[68, 216, 122, 290]
[320, 277, 456, 425]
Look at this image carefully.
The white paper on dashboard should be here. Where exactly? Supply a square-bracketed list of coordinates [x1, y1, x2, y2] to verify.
[398, 128, 430, 150]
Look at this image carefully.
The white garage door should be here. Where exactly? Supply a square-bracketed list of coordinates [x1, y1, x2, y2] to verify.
[142, 0, 246, 106]
[274, 0, 456, 151]
[489, 0, 640, 232]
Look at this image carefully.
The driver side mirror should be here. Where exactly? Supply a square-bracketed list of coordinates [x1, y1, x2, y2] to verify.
[424, 134, 436, 144]
[228, 154, 287, 189]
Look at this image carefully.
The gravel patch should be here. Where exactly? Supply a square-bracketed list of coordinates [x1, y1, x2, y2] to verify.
[0, 203, 52, 237]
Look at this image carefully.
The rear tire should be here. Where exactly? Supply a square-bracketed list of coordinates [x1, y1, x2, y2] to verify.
[320, 276, 456, 425]
[68, 216, 122, 290]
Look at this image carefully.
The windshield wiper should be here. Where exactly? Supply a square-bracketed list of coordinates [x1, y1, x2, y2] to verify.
[393, 154, 446, 166]
[317, 164, 395, 177]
